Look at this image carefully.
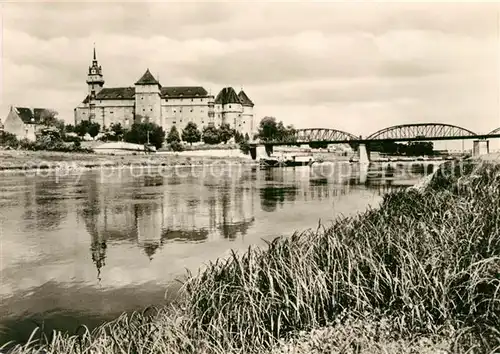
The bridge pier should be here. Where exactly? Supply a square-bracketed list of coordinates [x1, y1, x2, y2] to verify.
[473, 140, 489, 156]
[358, 143, 370, 163]
[249, 145, 273, 160]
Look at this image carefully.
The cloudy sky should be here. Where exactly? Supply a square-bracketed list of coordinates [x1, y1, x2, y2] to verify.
[1, 1, 500, 137]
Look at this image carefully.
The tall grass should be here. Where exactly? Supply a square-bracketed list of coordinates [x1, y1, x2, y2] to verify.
[2, 161, 499, 354]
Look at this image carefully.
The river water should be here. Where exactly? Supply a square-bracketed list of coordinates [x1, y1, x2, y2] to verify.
[0, 161, 438, 346]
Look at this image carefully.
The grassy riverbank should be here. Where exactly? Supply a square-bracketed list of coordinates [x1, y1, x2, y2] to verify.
[2, 160, 499, 353]
[0, 150, 254, 171]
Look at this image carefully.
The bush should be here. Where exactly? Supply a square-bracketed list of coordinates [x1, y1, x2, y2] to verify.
[169, 141, 184, 152]
[202, 125, 220, 144]
[62, 134, 81, 143]
[0, 131, 19, 148]
[239, 140, 251, 155]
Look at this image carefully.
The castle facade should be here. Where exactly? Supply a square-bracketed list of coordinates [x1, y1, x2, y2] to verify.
[74, 48, 255, 137]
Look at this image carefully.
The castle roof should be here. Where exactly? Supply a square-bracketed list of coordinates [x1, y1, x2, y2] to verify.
[12, 107, 54, 124]
[214, 87, 241, 105]
[238, 90, 254, 107]
[135, 69, 160, 86]
[80, 85, 214, 105]
[96, 87, 136, 100]
[161, 86, 208, 98]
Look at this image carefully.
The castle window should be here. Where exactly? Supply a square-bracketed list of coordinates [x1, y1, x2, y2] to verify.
[150, 108, 153, 112]
[229, 105, 231, 109]
[165, 99, 168, 102]
[190, 109, 193, 112]
[191, 98, 193, 102]
[143, 108, 145, 112]
[110, 111, 114, 114]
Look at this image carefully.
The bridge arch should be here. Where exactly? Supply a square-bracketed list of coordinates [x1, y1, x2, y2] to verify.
[366, 123, 477, 140]
[293, 128, 358, 143]
[488, 127, 500, 135]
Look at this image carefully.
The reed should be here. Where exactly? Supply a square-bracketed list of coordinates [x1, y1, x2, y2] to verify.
[2, 160, 499, 354]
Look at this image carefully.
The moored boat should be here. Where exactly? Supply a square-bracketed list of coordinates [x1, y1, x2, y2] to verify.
[260, 154, 315, 168]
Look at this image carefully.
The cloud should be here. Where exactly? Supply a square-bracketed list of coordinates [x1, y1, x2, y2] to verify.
[1, 2, 499, 134]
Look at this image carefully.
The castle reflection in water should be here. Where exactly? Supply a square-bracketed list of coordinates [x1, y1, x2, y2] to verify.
[67, 163, 434, 279]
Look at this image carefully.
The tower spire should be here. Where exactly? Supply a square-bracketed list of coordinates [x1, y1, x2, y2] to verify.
[93, 43, 96, 61]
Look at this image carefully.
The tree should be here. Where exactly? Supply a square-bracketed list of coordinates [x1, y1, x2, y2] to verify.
[406, 141, 434, 156]
[39, 109, 59, 126]
[219, 123, 233, 144]
[87, 122, 100, 139]
[109, 123, 125, 141]
[257, 116, 295, 142]
[124, 122, 166, 149]
[234, 131, 244, 144]
[257, 116, 279, 142]
[239, 140, 251, 155]
[244, 133, 250, 141]
[65, 124, 75, 133]
[202, 125, 220, 144]
[0, 131, 19, 148]
[181, 122, 201, 145]
[166, 126, 181, 144]
[74, 120, 91, 137]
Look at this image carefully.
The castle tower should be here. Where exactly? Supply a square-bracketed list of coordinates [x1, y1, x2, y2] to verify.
[134, 69, 162, 126]
[214, 87, 242, 129]
[207, 89, 215, 125]
[86, 45, 105, 122]
[86, 46, 105, 100]
[238, 89, 254, 137]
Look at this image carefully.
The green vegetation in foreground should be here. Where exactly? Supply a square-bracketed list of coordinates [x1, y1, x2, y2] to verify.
[2, 161, 499, 354]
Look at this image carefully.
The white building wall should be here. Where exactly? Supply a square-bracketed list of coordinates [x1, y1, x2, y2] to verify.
[161, 98, 211, 133]
[93, 99, 135, 128]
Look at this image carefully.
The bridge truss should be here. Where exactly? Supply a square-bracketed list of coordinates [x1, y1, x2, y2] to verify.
[366, 123, 477, 141]
[260, 128, 358, 145]
[488, 127, 500, 135]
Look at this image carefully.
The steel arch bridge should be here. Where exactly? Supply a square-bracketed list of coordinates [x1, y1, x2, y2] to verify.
[488, 127, 500, 135]
[260, 128, 358, 144]
[366, 123, 477, 141]
[294, 128, 358, 142]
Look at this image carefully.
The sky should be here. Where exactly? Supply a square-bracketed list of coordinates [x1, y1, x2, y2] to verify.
[1, 1, 500, 139]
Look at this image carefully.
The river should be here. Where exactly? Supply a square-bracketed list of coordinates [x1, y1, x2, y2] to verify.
[0, 161, 438, 346]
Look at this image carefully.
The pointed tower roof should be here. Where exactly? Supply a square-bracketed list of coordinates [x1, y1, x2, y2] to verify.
[238, 90, 254, 107]
[214, 87, 240, 105]
[135, 69, 160, 86]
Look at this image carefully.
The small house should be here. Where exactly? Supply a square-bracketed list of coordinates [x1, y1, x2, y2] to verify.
[3, 106, 54, 141]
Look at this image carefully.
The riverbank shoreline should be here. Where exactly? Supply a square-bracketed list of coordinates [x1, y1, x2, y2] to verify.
[2, 158, 499, 354]
[0, 150, 258, 173]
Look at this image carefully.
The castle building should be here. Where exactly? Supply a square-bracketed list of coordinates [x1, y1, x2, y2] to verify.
[74, 47, 255, 137]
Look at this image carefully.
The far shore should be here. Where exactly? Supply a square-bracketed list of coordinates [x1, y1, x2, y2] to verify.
[0, 150, 257, 172]
[1, 149, 495, 173]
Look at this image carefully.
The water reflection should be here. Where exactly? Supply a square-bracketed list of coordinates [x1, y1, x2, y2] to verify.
[22, 177, 69, 231]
